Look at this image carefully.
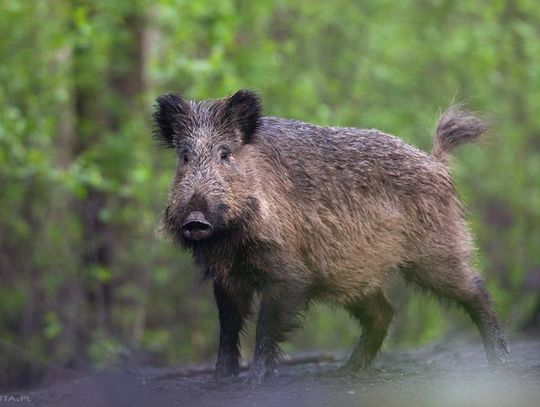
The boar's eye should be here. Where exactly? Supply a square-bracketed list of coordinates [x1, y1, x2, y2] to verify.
[183, 153, 189, 164]
[219, 148, 231, 161]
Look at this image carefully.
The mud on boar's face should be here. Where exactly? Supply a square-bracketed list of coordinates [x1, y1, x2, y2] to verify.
[153, 90, 262, 246]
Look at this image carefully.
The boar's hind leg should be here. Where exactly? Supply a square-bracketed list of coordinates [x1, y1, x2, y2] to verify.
[459, 274, 510, 365]
[343, 291, 394, 371]
[403, 263, 509, 365]
[213, 281, 253, 378]
[246, 282, 309, 384]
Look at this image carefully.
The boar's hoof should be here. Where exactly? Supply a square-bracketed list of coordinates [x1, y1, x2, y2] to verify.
[486, 344, 510, 367]
[243, 364, 277, 385]
[213, 363, 240, 380]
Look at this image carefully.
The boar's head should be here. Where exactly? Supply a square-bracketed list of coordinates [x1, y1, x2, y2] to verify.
[153, 89, 262, 246]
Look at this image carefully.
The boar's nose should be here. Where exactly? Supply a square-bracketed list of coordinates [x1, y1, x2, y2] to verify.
[181, 211, 213, 240]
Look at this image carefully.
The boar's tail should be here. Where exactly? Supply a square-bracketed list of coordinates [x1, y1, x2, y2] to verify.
[431, 105, 488, 163]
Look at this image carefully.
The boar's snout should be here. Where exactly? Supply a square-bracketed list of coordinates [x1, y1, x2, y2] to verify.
[181, 211, 213, 241]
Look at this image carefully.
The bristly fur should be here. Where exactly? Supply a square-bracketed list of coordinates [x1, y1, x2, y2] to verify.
[432, 105, 489, 162]
[153, 90, 508, 383]
[153, 90, 262, 148]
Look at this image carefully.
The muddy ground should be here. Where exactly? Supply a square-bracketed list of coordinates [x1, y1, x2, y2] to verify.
[19, 340, 540, 406]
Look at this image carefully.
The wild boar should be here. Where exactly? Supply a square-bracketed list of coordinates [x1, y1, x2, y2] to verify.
[153, 89, 508, 383]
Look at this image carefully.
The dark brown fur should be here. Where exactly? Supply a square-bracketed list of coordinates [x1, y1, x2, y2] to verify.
[154, 90, 508, 383]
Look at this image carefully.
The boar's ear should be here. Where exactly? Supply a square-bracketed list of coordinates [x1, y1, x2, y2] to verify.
[223, 89, 262, 143]
[153, 93, 191, 148]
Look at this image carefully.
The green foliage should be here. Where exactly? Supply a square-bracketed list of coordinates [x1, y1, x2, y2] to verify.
[0, 0, 539, 389]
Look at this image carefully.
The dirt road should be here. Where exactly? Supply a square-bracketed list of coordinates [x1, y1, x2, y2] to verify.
[25, 340, 540, 406]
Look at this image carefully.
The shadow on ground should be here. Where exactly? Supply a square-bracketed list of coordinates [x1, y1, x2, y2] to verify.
[21, 340, 540, 407]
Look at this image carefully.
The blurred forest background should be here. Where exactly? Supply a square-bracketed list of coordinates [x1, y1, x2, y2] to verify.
[1, 0, 539, 391]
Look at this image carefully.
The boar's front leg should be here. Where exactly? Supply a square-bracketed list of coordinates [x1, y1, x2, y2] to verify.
[246, 281, 309, 384]
[213, 281, 253, 378]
